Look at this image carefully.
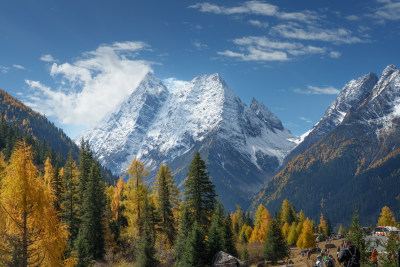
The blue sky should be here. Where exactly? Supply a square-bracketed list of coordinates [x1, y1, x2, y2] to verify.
[0, 0, 399, 138]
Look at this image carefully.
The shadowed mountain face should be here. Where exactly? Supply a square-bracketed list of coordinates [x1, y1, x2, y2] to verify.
[79, 73, 298, 210]
[252, 65, 400, 226]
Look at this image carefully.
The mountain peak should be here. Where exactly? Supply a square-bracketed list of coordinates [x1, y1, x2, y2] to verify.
[250, 98, 283, 131]
[381, 64, 397, 78]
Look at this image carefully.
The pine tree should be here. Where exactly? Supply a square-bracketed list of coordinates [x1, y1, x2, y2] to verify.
[348, 207, 370, 263]
[207, 202, 225, 262]
[184, 151, 216, 228]
[176, 222, 206, 267]
[136, 192, 159, 267]
[75, 161, 106, 266]
[223, 214, 237, 256]
[61, 152, 80, 253]
[154, 164, 180, 247]
[263, 218, 289, 264]
[77, 139, 93, 212]
[174, 205, 194, 264]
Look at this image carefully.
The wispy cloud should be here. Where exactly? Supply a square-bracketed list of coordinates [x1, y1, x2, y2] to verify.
[26, 41, 152, 126]
[345, 15, 361, 21]
[218, 36, 328, 62]
[13, 64, 25, 70]
[293, 85, 340, 95]
[299, 116, 312, 123]
[40, 54, 57, 62]
[272, 24, 364, 44]
[192, 40, 208, 50]
[329, 51, 341, 58]
[374, 0, 400, 21]
[248, 19, 269, 28]
[0, 66, 9, 74]
[189, 1, 320, 22]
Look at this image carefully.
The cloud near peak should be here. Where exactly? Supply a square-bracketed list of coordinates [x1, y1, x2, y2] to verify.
[26, 41, 152, 126]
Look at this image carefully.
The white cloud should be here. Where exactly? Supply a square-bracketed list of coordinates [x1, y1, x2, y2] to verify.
[248, 19, 269, 28]
[26, 41, 152, 126]
[299, 116, 312, 123]
[13, 64, 25, 70]
[375, 1, 400, 20]
[293, 85, 340, 95]
[192, 41, 208, 50]
[218, 48, 288, 61]
[163, 78, 189, 91]
[272, 24, 364, 44]
[329, 51, 341, 58]
[0, 66, 9, 74]
[40, 54, 57, 62]
[218, 36, 327, 61]
[345, 15, 361, 21]
[189, 1, 319, 22]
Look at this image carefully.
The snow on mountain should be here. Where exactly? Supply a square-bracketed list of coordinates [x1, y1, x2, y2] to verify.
[78, 72, 298, 210]
[282, 71, 378, 164]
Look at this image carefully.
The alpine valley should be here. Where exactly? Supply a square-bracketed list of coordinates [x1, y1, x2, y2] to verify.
[78, 73, 299, 210]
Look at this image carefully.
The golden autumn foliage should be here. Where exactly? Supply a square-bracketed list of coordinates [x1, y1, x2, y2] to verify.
[296, 219, 316, 249]
[318, 213, 327, 234]
[0, 142, 74, 266]
[121, 159, 149, 243]
[249, 204, 270, 243]
[377, 206, 397, 226]
[282, 222, 290, 238]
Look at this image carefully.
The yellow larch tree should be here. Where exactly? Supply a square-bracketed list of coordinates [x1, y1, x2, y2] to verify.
[287, 222, 298, 245]
[318, 213, 327, 234]
[121, 159, 149, 244]
[296, 218, 316, 249]
[377, 206, 397, 226]
[249, 204, 271, 243]
[0, 142, 73, 266]
[282, 222, 290, 239]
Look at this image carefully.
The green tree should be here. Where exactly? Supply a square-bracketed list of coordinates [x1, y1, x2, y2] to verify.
[136, 192, 159, 267]
[176, 222, 206, 267]
[348, 207, 371, 263]
[184, 151, 216, 228]
[174, 206, 194, 264]
[207, 202, 225, 262]
[75, 161, 106, 266]
[281, 199, 296, 225]
[223, 214, 237, 256]
[154, 164, 180, 247]
[77, 139, 93, 210]
[263, 218, 289, 264]
[61, 152, 80, 253]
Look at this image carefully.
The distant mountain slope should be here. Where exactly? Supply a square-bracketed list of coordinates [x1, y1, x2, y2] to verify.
[0, 89, 78, 158]
[283, 72, 378, 166]
[252, 65, 400, 225]
[79, 73, 298, 210]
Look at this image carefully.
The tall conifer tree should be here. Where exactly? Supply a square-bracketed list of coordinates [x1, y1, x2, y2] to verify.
[184, 151, 216, 228]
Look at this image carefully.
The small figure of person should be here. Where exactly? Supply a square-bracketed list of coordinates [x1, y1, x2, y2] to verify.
[315, 255, 323, 267]
[371, 248, 378, 267]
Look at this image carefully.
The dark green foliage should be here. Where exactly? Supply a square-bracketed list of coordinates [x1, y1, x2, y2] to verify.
[223, 215, 237, 257]
[156, 164, 176, 246]
[176, 222, 206, 267]
[245, 211, 253, 228]
[348, 208, 371, 263]
[174, 206, 194, 263]
[184, 151, 216, 228]
[61, 152, 80, 256]
[207, 202, 225, 262]
[263, 218, 289, 264]
[75, 161, 106, 265]
[325, 218, 333, 236]
[136, 194, 159, 267]
[78, 139, 93, 207]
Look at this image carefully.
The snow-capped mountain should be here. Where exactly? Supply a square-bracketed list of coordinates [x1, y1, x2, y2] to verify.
[283, 71, 378, 164]
[252, 64, 400, 225]
[78, 72, 298, 210]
